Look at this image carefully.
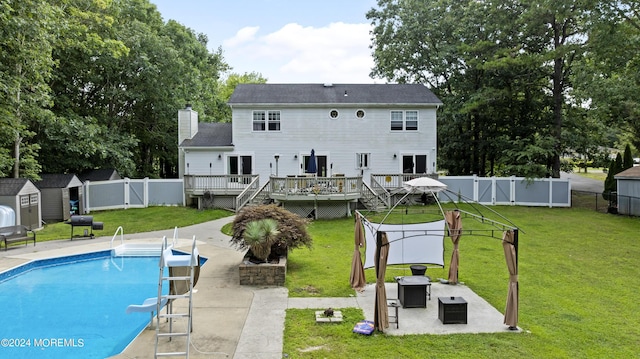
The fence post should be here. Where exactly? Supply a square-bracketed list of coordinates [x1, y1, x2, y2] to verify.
[124, 177, 130, 210]
[548, 178, 553, 208]
[144, 177, 149, 207]
[84, 180, 91, 214]
[473, 174, 479, 203]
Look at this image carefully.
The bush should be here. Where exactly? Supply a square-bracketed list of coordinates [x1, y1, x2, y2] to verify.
[230, 204, 313, 259]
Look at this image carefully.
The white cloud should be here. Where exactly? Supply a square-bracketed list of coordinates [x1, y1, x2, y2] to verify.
[223, 26, 260, 47]
[223, 22, 376, 83]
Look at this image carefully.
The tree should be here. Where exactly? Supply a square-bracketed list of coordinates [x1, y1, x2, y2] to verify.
[39, 0, 229, 178]
[212, 72, 267, 122]
[623, 144, 634, 171]
[367, 0, 598, 178]
[574, 1, 640, 154]
[0, 0, 59, 179]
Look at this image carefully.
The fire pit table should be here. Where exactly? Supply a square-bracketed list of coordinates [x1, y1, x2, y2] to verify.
[396, 276, 431, 308]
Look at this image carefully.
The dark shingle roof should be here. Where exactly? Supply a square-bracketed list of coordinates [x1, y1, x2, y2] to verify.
[34, 174, 78, 188]
[228, 83, 442, 105]
[78, 169, 121, 182]
[0, 178, 30, 196]
[180, 122, 232, 147]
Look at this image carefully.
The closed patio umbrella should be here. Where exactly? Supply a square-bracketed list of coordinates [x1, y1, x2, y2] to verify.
[502, 230, 518, 329]
[350, 212, 366, 292]
[374, 231, 390, 332]
[306, 149, 317, 174]
[445, 210, 462, 284]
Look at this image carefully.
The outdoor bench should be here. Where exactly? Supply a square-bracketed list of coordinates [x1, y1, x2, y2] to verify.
[0, 225, 36, 251]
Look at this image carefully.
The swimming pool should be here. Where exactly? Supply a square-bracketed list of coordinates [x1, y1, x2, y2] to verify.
[0, 250, 192, 358]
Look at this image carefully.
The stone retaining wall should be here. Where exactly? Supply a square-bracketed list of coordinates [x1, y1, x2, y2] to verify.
[239, 256, 286, 286]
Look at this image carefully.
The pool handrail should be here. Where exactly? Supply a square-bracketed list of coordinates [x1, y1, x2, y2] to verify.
[172, 226, 178, 247]
[110, 226, 124, 249]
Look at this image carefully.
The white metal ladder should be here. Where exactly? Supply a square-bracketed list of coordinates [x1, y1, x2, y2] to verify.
[154, 235, 198, 358]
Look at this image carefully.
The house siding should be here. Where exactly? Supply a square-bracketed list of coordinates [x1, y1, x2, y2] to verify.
[227, 105, 438, 186]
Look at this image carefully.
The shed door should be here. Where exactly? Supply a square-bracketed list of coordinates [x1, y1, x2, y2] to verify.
[20, 194, 38, 229]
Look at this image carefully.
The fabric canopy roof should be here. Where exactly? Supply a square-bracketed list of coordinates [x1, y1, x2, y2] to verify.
[361, 217, 445, 269]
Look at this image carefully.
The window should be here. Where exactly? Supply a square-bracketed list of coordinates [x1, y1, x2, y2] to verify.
[356, 153, 370, 169]
[390, 111, 403, 131]
[253, 111, 265, 131]
[268, 111, 280, 131]
[390, 110, 419, 131]
[356, 109, 365, 118]
[229, 155, 253, 183]
[330, 109, 339, 119]
[406, 111, 418, 130]
[253, 110, 281, 131]
[402, 154, 428, 174]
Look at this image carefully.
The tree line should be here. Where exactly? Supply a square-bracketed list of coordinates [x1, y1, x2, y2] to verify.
[368, 0, 640, 177]
[3, 0, 638, 181]
[0, 0, 265, 180]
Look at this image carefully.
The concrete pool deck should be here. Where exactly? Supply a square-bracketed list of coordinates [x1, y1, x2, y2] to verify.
[0, 217, 517, 358]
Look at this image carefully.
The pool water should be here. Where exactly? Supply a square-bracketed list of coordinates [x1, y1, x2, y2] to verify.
[0, 251, 169, 358]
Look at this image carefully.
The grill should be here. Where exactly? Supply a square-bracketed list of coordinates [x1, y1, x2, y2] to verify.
[65, 215, 104, 240]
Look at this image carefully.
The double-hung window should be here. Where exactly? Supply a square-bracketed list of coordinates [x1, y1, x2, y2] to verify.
[268, 111, 280, 131]
[390, 110, 419, 131]
[253, 110, 281, 131]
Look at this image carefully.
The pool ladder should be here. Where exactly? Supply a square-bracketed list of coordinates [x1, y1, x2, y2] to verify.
[154, 236, 198, 358]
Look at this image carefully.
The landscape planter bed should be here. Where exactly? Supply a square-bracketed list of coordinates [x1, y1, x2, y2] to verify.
[239, 256, 287, 286]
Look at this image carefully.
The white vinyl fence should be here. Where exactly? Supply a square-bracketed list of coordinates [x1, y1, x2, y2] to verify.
[82, 175, 570, 213]
[83, 178, 184, 213]
[438, 175, 571, 207]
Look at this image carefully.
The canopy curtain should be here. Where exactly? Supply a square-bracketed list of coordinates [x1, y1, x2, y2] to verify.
[445, 210, 462, 284]
[373, 232, 389, 332]
[349, 212, 366, 292]
[502, 230, 518, 329]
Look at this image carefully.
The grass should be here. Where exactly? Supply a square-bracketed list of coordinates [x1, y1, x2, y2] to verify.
[572, 167, 608, 181]
[22, 203, 640, 357]
[284, 205, 640, 358]
[34, 207, 233, 241]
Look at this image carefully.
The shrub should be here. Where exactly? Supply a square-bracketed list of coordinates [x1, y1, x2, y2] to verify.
[230, 204, 313, 259]
[242, 218, 280, 261]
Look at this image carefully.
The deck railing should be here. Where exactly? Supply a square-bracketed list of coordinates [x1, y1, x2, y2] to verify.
[269, 175, 362, 197]
[370, 173, 439, 190]
[183, 174, 258, 195]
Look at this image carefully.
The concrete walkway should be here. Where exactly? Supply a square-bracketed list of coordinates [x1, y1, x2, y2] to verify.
[1, 217, 515, 359]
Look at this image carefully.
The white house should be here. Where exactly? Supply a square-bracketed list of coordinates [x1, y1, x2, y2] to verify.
[178, 83, 442, 217]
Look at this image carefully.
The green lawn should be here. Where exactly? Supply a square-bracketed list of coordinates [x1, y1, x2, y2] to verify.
[27, 204, 640, 358]
[33, 207, 232, 241]
[285, 205, 640, 358]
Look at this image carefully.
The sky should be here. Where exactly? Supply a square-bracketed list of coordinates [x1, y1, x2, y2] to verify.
[151, 0, 380, 84]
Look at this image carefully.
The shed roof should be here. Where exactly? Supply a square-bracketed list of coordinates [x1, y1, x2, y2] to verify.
[0, 178, 37, 196]
[78, 169, 121, 182]
[228, 83, 442, 105]
[615, 166, 640, 180]
[34, 174, 83, 189]
[180, 122, 232, 148]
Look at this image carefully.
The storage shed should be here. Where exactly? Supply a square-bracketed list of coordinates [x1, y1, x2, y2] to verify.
[79, 168, 121, 182]
[0, 178, 42, 229]
[615, 166, 640, 216]
[34, 174, 84, 222]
